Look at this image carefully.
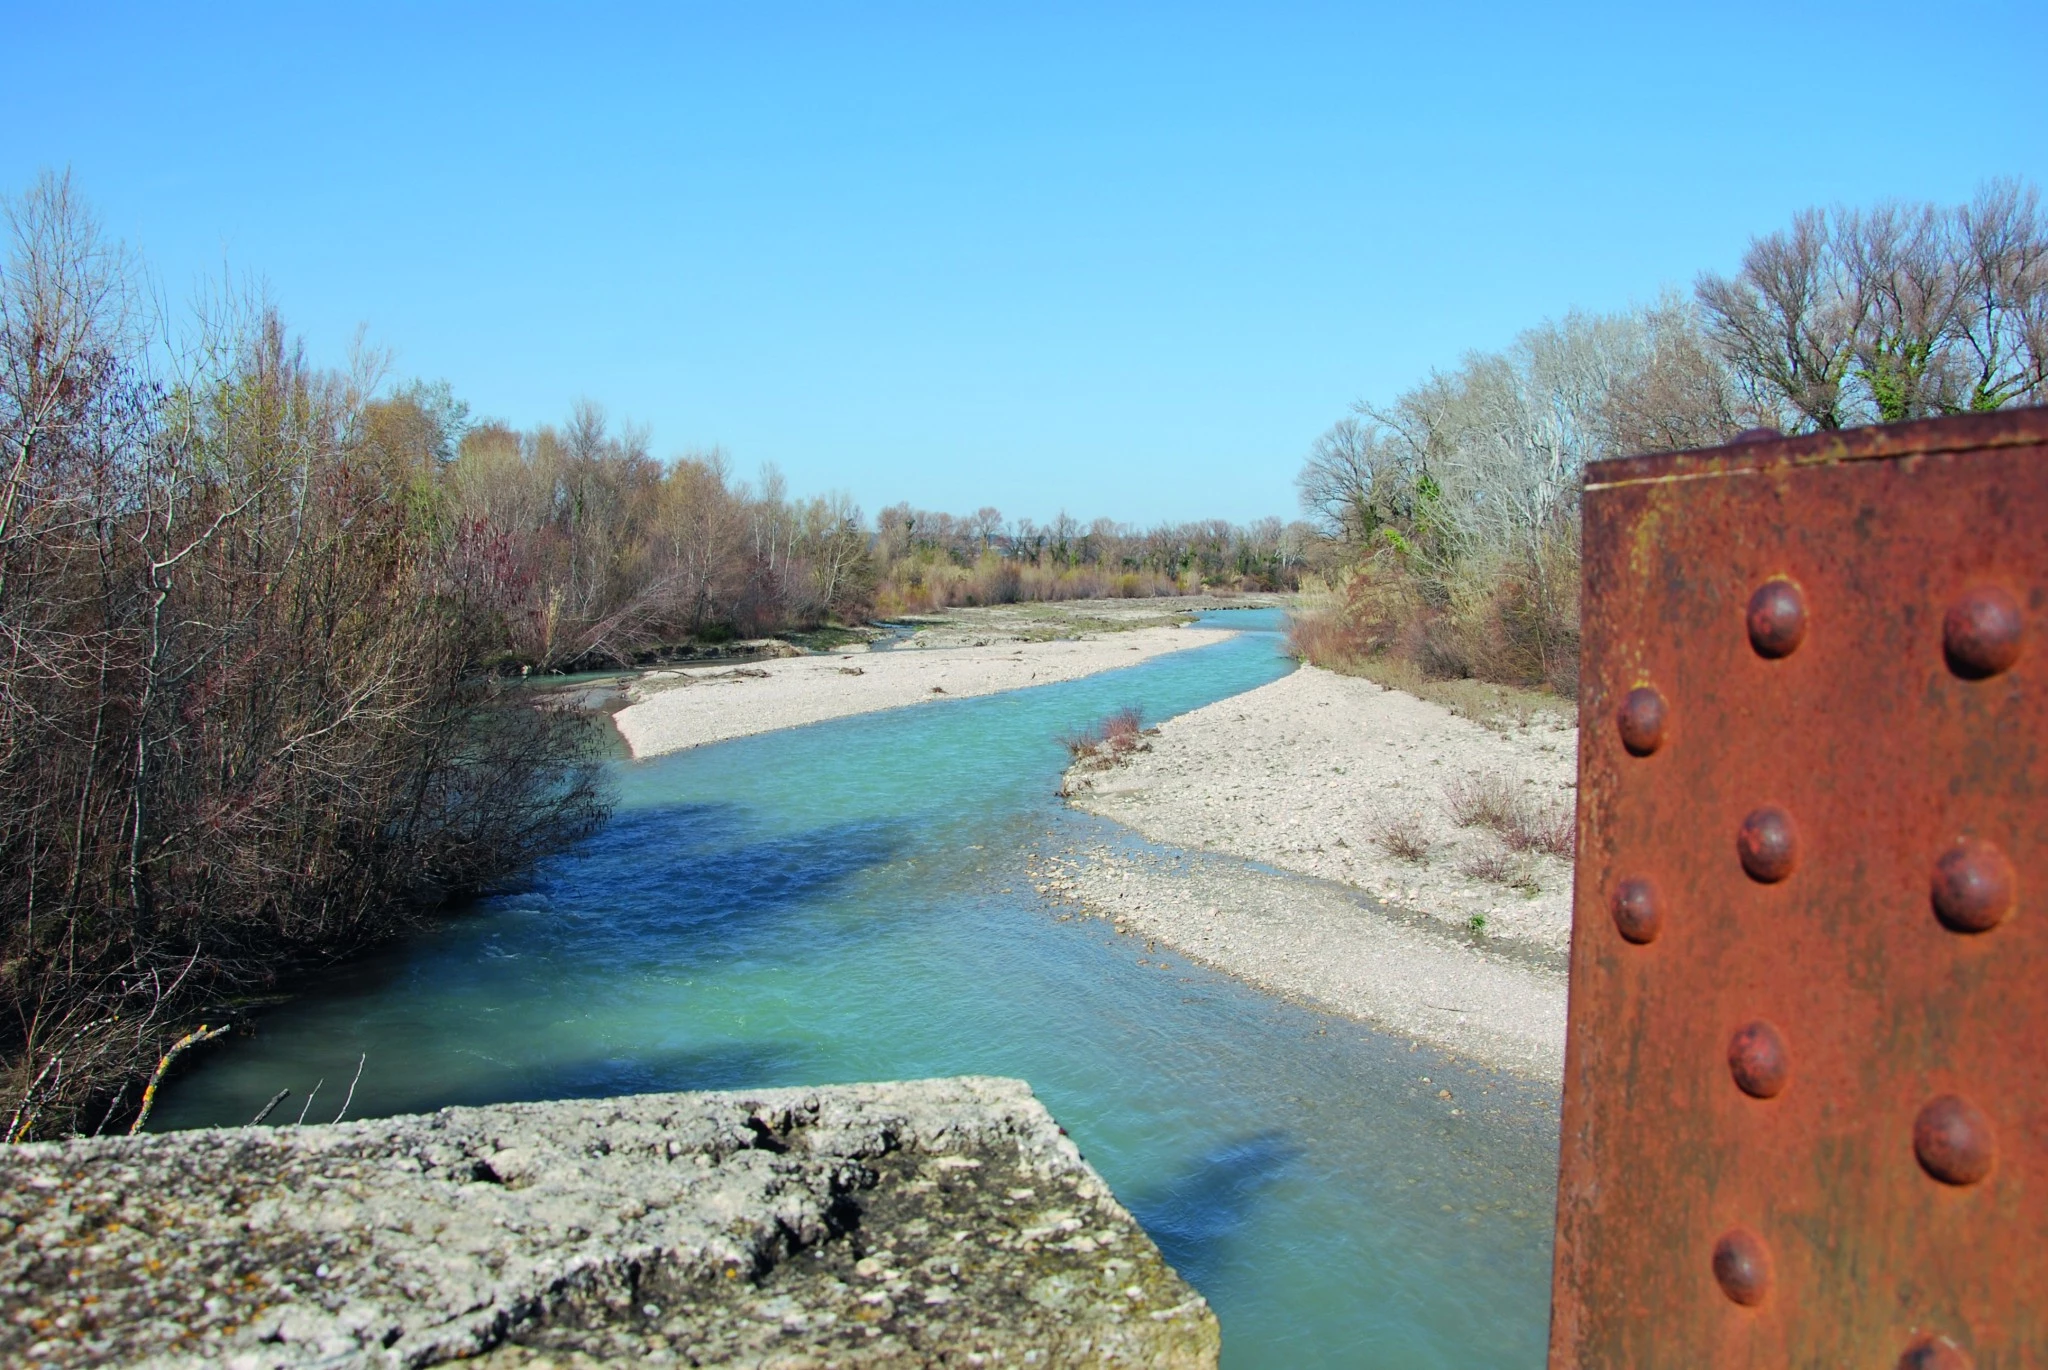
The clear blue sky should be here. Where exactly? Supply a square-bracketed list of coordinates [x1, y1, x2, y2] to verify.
[8, 3, 2043, 525]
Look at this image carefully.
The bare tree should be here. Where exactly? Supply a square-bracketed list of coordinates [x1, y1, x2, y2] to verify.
[1297, 415, 1415, 543]
[1842, 200, 1970, 421]
[1955, 179, 2048, 411]
[1601, 294, 1746, 455]
[1697, 183, 2046, 428]
[1302, 181, 2046, 696]
[1696, 209, 1869, 430]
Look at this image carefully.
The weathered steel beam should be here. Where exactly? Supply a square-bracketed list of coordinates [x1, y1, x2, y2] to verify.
[1552, 410, 2045, 1368]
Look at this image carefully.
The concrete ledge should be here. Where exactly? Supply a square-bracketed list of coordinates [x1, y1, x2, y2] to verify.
[0, 1077, 1218, 1368]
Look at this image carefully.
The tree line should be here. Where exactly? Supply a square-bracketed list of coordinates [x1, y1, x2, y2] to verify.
[387, 411, 1309, 674]
[1295, 180, 2048, 694]
[871, 505, 1309, 613]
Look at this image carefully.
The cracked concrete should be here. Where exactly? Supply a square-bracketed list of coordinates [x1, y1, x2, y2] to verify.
[0, 1078, 1215, 1369]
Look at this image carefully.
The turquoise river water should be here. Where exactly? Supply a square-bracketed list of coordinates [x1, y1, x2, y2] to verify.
[159, 609, 1561, 1366]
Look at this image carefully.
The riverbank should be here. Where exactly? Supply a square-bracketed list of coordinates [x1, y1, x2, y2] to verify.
[612, 599, 1278, 759]
[1053, 665, 1577, 1080]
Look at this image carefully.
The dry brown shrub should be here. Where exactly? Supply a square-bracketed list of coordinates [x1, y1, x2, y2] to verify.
[0, 177, 607, 1137]
[1101, 706, 1144, 753]
[1445, 773, 1576, 859]
[1061, 706, 1146, 762]
[1461, 846, 1541, 893]
[1445, 773, 1526, 830]
[1503, 803, 1577, 860]
[1372, 813, 1433, 863]
[1288, 581, 1575, 729]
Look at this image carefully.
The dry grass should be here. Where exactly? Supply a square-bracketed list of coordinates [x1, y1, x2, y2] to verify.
[1446, 772, 1576, 861]
[1062, 706, 1148, 761]
[1445, 772, 1526, 830]
[1461, 845, 1542, 894]
[1372, 812, 1434, 863]
[1287, 586, 1576, 732]
[1347, 655, 1572, 732]
[1505, 804, 1576, 860]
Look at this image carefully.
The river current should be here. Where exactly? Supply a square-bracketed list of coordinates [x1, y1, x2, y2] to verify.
[159, 609, 1560, 1366]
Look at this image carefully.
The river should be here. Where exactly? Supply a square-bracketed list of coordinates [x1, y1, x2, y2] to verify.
[157, 608, 1560, 1367]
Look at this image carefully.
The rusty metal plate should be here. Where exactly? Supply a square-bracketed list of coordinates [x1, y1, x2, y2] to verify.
[1551, 411, 2047, 1368]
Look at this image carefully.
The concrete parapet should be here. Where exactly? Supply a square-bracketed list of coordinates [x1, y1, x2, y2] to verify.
[0, 1076, 1217, 1368]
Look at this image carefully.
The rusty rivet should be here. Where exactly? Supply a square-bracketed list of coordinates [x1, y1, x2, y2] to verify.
[1732, 426, 1782, 444]
[1943, 586, 2022, 679]
[1897, 1334, 1975, 1370]
[1610, 877, 1662, 945]
[1617, 687, 1666, 757]
[1746, 578, 1807, 658]
[1727, 1021, 1790, 1099]
[1737, 807, 1799, 883]
[1711, 1228, 1770, 1306]
[1931, 839, 2016, 934]
[1914, 1095, 1995, 1186]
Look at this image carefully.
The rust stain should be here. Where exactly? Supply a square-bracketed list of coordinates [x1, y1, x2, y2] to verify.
[1551, 409, 2047, 1367]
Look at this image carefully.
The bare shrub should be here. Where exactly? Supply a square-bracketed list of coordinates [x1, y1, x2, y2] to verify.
[1060, 729, 1102, 760]
[1061, 706, 1146, 763]
[1101, 706, 1144, 754]
[1445, 773, 1526, 830]
[0, 175, 608, 1138]
[1503, 802, 1577, 860]
[1285, 592, 1371, 666]
[1372, 813, 1433, 863]
[1462, 846, 1541, 894]
[1445, 773, 1577, 859]
[1289, 581, 1577, 727]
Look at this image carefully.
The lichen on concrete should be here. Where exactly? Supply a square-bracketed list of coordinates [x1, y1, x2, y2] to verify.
[0, 1076, 1217, 1368]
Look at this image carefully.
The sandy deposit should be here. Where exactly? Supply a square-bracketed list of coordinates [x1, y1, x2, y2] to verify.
[1054, 664, 1579, 1080]
[1032, 841, 1566, 1080]
[613, 622, 1234, 759]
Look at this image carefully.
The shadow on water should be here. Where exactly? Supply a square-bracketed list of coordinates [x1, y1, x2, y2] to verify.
[474, 803, 910, 968]
[415, 1040, 812, 1115]
[559, 804, 902, 915]
[1129, 1131, 1305, 1290]
[157, 806, 903, 1127]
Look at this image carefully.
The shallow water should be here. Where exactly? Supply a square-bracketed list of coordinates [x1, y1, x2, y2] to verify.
[160, 609, 1560, 1367]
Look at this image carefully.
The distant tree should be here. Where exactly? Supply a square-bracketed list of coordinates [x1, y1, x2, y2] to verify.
[970, 506, 1004, 549]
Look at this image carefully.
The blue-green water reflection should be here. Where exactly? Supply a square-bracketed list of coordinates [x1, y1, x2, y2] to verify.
[160, 610, 1558, 1367]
